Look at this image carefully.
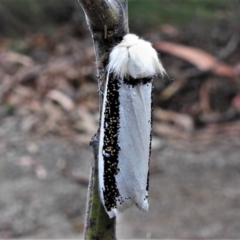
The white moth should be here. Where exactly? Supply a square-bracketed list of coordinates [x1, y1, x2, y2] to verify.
[98, 34, 165, 218]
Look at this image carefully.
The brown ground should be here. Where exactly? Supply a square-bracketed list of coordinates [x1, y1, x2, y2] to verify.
[1, 116, 240, 239]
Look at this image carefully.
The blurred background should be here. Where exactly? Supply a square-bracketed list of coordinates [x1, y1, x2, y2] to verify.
[0, 0, 240, 238]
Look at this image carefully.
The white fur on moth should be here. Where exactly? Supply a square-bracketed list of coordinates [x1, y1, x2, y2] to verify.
[98, 34, 165, 218]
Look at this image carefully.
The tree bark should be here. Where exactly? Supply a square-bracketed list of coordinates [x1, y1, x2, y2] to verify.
[78, 1, 129, 239]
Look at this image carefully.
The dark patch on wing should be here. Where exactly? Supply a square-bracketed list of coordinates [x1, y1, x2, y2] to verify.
[102, 73, 122, 211]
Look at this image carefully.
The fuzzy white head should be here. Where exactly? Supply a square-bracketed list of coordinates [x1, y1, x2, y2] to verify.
[108, 34, 166, 79]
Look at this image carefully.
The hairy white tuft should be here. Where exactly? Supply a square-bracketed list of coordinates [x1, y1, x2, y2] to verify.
[108, 34, 166, 79]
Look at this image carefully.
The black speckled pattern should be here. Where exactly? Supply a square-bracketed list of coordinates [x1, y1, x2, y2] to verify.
[102, 73, 153, 212]
[102, 72, 121, 211]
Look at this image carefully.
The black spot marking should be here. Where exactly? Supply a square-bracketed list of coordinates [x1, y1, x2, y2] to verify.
[123, 76, 152, 87]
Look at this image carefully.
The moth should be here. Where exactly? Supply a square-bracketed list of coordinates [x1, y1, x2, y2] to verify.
[98, 34, 165, 218]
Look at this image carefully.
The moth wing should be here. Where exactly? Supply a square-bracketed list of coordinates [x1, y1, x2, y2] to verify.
[99, 75, 152, 218]
[98, 72, 110, 212]
[115, 80, 152, 213]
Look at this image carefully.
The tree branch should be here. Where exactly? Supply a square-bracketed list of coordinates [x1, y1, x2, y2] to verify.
[78, 1, 129, 239]
[78, 0, 128, 33]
